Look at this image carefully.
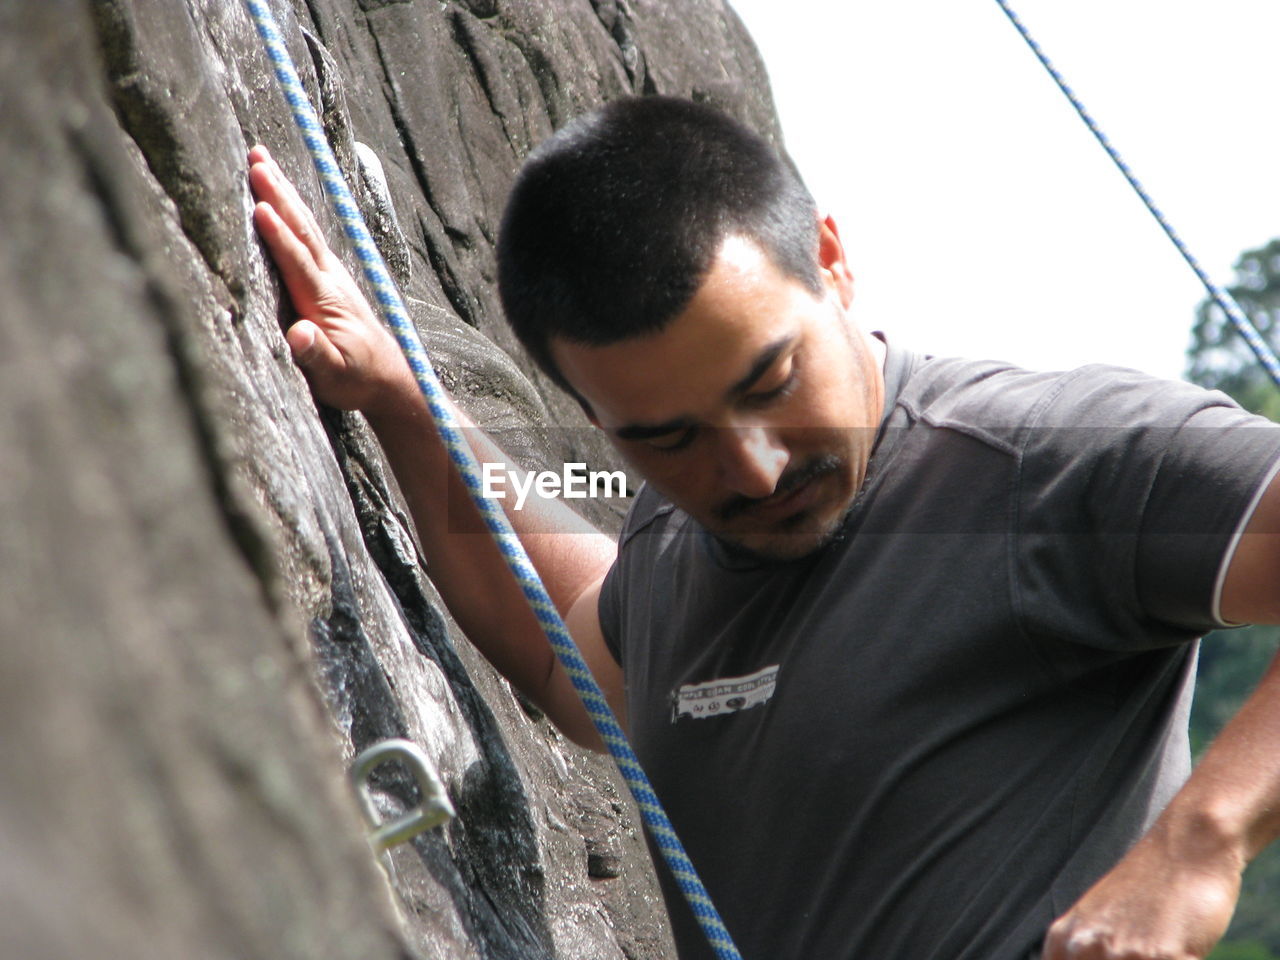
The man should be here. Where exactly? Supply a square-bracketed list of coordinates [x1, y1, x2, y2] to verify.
[248, 96, 1280, 959]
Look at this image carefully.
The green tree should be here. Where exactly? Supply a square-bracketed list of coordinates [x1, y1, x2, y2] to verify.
[1188, 242, 1280, 954]
[1188, 238, 1280, 420]
[1208, 941, 1280, 960]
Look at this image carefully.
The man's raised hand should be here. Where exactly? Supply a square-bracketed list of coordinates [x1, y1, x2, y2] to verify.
[248, 145, 413, 416]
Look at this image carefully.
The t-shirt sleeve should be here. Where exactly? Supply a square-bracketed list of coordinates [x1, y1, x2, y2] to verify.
[1138, 403, 1280, 628]
[1012, 366, 1280, 647]
[595, 480, 670, 666]
[598, 560, 623, 665]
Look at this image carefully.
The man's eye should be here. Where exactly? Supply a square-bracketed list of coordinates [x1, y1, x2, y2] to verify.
[645, 426, 698, 453]
[746, 368, 797, 408]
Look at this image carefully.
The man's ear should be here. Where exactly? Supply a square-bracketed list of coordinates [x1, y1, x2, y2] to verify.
[817, 214, 855, 309]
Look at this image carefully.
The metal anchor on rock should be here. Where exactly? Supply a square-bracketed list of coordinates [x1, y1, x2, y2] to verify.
[349, 739, 454, 852]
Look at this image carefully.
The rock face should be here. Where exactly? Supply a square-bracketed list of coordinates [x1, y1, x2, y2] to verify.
[0, 1, 780, 957]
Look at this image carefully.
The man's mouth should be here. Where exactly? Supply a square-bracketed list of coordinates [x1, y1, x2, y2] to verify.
[717, 455, 843, 524]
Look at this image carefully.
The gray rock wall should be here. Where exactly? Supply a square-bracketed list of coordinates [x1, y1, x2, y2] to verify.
[0, 0, 779, 957]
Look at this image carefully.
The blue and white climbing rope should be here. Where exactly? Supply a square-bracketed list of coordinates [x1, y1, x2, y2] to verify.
[241, 2, 742, 957]
[994, 0, 1280, 388]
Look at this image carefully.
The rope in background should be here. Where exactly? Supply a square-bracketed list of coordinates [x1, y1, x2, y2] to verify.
[994, 0, 1280, 388]
[242, 2, 743, 957]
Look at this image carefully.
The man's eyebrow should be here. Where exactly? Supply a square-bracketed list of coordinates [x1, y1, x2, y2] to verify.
[612, 336, 795, 441]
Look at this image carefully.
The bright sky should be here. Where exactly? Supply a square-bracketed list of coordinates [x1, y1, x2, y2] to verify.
[727, 0, 1280, 379]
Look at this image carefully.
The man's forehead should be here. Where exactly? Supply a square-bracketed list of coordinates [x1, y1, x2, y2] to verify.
[549, 233, 810, 421]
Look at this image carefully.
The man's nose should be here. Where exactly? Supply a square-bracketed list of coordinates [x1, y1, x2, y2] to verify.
[716, 425, 788, 499]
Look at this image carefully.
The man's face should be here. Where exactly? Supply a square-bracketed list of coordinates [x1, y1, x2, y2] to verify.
[551, 222, 885, 561]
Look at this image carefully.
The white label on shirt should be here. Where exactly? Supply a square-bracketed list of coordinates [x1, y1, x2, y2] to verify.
[673, 665, 780, 721]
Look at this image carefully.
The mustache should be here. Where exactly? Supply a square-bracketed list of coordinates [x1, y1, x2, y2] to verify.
[715, 454, 843, 522]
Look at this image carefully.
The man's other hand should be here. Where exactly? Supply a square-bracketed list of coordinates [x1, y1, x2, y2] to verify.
[248, 145, 412, 415]
[1042, 821, 1241, 960]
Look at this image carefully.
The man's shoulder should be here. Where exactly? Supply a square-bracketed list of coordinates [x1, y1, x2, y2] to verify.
[898, 353, 1051, 418]
[896, 352, 1242, 437]
[886, 352, 1070, 459]
[616, 481, 682, 547]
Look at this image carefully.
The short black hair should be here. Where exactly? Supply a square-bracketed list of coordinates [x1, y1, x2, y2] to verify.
[497, 96, 821, 394]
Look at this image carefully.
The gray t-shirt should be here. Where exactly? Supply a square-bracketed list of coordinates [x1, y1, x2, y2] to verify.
[599, 341, 1280, 960]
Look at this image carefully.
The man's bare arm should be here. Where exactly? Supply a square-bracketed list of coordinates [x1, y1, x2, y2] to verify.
[247, 145, 623, 749]
[1043, 470, 1280, 959]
